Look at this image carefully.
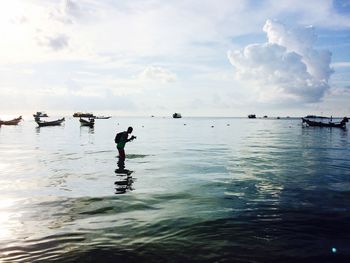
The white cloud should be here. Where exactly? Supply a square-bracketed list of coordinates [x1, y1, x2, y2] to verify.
[139, 66, 177, 83]
[332, 62, 350, 68]
[228, 19, 334, 103]
[37, 34, 69, 51]
[63, 0, 82, 19]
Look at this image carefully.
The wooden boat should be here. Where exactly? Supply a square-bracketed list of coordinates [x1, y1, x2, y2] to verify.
[80, 117, 95, 127]
[33, 112, 48, 118]
[302, 117, 348, 128]
[304, 115, 327, 119]
[248, 114, 256, 119]
[0, 116, 22, 125]
[36, 118, 65, 127]
[73, 112, 94, 118]
[173, 113, 182, 118]
[94, 116, 111, 119]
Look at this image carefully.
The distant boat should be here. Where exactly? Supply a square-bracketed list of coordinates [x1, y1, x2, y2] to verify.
[36, 118, 65, 127]
[302, 117, 348, 128]
[173, 113, 182, 118]
[248, 114, 256, 119]
[263, 115, 268, 118]
[33, 112, 48, 118]
[73, 112, 94, 118]
[304, 115, 327, 119]
[0, 116, 22, 126]
[94, 116, 111, 119]
[80, 117, 95, 127]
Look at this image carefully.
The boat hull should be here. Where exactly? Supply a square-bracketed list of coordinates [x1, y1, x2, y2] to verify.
[80, 118, 95, 127]
[0, 116, 22, 125]
[36, 118, 65, 127]
[302, 118, 347, 128]
[95, 116, 111, 119]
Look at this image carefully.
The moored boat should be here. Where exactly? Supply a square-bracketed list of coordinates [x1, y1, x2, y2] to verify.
[0, 116, 22, 125]
[73, 112, 94, 118]
[248, 114, 256, 119]
[173, 113, 182, 118]
[36, 118, 65, 127]
[94, 116, 111, 119]
[304, 115, 327, 119]
[33, 112, 48, 118]
[302, 117, 348, 128]
[80, 117, 95, 127]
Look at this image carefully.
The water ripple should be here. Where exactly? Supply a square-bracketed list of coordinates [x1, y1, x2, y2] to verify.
[1, 118, 350, 261]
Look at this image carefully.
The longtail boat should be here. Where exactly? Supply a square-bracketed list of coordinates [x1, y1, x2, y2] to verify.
[80, 117, 95, 127]
[0, 116, 22, 125]
[36, 118, 65, 127]
[94, 116, 111, 119]
[172, 113, 182, 118]
[302, 117, 348, 128]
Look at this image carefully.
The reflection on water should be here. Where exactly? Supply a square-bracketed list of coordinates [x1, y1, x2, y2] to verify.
[114, 166, 135, 194]
[115, 174, 135, 194]
[0, 117, 350, 262]
[80, 125, 94, 134]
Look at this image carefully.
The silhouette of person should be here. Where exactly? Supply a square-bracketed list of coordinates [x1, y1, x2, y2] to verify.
[116, 126, 136, 171]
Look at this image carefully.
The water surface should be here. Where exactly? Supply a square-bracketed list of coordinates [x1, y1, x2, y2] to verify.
[0, 117, 349, 262]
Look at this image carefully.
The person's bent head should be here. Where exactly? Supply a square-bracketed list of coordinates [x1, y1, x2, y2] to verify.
[127, 127, 133, 133]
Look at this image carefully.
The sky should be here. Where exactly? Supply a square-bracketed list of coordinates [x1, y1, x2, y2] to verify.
[0, 0, 350, 117]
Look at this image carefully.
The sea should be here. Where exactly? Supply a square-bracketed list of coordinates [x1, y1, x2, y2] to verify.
[0, 116, 349, 262]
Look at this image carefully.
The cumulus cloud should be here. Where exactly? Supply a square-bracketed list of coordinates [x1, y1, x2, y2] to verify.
[49, 0, 81, 24]
[11, 15, 28, 25]
[139, 66, 177, 83]
[63, 0, 81, 18]
[228, 19, 334, 103]
[37, 33, 69, 51]
[47, 34, 69, 50]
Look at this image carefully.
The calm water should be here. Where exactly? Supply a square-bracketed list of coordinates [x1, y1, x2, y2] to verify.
[0, 117, 350, 262]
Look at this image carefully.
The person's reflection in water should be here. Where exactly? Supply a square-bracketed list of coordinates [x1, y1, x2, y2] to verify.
[115, 171, 135, 194]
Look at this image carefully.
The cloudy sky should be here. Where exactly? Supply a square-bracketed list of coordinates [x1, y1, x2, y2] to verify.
[0, 0, 350, 117]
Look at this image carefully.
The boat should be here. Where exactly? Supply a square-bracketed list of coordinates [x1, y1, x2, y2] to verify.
[36, 118, 65, 127]
[304, 115, 327, 119]
[248, 114, 256, 119]
[94, 116, 111, 119]
[302, 117, 348, 128]
[0, 116, 22, 125]
[73, 112, 94, 118]
[33, 112, 48, 118]
[173, 113, 182, 118]
[80, 117, 95, 127]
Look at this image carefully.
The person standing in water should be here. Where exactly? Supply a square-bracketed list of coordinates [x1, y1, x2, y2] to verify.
[115, 126, 136, 172]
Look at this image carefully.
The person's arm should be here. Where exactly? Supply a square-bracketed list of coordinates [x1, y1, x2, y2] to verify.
[126, 135, 136, 142]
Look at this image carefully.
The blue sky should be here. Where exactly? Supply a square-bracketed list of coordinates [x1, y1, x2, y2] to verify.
[0, 0, 349, 117]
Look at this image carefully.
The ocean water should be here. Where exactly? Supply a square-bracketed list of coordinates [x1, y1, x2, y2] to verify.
[0, 117, 350, 262]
